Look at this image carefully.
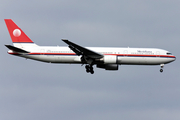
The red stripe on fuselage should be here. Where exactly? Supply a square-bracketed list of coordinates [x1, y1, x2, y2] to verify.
[26, 53, 175, 58]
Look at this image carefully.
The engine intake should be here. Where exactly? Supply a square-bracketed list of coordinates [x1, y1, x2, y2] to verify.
[103, 55, 117, 64]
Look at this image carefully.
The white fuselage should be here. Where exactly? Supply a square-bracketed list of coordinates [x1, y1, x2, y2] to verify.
[8, 45, 176, 65]
[4, 19, 176, 73]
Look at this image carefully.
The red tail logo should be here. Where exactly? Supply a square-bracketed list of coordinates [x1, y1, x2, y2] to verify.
[4, 19, 33, 43]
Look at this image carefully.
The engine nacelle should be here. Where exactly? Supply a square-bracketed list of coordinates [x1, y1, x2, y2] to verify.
[103, 55, 117, 64]
[97, 64, 118, 70]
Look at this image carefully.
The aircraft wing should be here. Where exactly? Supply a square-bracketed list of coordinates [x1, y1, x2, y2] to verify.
[62, 39, 103, 59]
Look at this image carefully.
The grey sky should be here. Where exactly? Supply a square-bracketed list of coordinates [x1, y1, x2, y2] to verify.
[0, 0, 180, 120]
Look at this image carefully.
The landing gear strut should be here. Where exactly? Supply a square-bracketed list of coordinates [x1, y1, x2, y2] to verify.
[85, 65, 94, 74]
[81, 55, 95, 74]
[160, 64, 164, 73]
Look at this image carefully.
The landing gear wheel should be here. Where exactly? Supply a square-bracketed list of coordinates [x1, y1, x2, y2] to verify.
[85, 65, 94, 74]
[90, 66, 93, 71]
[85, 65, 89, 69]
[85, 65, 90, 73]
[89, 66, 94, 74]
[90, 71, 94, 74]
[160, 64, 164, 73]
[86, 69, 90, 73]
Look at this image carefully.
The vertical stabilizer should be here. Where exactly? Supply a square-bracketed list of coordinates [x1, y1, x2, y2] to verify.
[4, 19, 38, 48]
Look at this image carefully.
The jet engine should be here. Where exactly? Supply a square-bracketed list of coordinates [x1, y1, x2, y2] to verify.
[103, 55, 117, 64]
[97, 64, 118, 70]
[95, 55, 118, 70]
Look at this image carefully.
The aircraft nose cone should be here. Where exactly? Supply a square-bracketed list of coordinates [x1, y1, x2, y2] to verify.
[171, 56, 176, 62]
[167, 56, 176, 63]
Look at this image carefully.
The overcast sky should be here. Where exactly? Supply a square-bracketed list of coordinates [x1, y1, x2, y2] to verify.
[0, 0, 180, 120]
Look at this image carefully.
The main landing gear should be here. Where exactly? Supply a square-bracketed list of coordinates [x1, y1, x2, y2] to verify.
[85, 65, 94, 74]
[160, 64, 164, 73]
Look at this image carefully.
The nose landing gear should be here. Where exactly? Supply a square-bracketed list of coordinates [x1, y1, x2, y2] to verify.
[160, 64, 164, 73]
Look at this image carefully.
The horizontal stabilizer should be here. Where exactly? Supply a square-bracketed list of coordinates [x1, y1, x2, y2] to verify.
[5, 45, 30, 53]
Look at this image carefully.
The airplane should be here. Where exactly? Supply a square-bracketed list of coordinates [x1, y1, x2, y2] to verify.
[4, 19, 176, 74]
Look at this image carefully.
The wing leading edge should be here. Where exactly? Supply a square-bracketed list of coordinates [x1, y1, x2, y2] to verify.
[62, 39, 103, 59]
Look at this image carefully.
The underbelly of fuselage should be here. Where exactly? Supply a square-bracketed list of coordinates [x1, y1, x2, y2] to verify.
[22, 55, 173, 65]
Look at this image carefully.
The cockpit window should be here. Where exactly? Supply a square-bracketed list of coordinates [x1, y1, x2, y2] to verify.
[167, 52, 172, 55]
